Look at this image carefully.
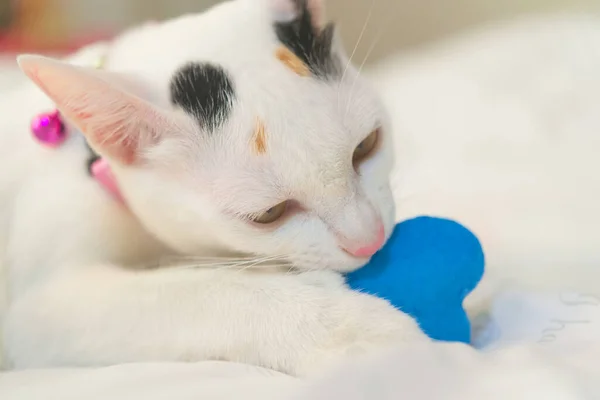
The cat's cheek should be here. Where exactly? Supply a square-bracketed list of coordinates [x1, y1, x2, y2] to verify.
[355, 136, 394, 186]
[288, 237, 370, 273]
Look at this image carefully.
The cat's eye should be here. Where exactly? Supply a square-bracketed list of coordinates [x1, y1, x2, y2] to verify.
[353, 129, 379, 166]
[251, 201, 288, 224]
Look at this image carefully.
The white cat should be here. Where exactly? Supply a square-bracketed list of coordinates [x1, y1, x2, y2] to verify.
[0, 0, 426, 373]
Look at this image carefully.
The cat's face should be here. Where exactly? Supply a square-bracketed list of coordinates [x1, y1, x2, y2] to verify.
[19, 0, 395, 272]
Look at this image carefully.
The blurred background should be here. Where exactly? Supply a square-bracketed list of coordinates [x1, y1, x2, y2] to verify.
[0, 0, 598, 64]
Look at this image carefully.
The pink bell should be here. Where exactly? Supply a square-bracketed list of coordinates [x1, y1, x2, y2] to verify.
[31, 111, 66, 147]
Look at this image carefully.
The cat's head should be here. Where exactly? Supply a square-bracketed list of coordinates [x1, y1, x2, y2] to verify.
[18, 0, 395, 272]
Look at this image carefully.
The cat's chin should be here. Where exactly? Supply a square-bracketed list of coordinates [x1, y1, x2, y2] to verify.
[290, 253, 371, 274]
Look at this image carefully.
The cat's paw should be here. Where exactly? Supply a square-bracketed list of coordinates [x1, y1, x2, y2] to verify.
[296, 291, 429, 376]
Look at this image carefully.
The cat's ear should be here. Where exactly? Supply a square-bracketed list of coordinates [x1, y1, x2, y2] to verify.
[17, 54, 177, 165]
[268, 0, 325, 29]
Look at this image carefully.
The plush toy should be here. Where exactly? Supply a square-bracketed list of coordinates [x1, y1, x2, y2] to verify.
[346, 216, 485, 344]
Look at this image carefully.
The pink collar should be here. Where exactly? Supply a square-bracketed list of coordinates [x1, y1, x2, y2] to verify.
[89, 158, 125, 203]
[31, 110, 125, 204]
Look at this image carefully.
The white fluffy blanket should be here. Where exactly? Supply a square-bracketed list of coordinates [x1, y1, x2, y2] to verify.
[372, 13, 600, 296]
[3, 12, 600, 400]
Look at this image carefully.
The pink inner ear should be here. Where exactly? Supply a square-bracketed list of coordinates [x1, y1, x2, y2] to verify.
[71, 102, 141, 165]
[306, 0, 324, 28]
[95, 128, 139, 166]
[19, 55, 160, 166]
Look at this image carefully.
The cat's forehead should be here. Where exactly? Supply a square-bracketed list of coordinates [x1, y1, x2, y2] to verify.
[108, 0, 356, 137]
[112, 1, 342, 83]
[111, 0, 383, 196]
[162, 1, 344, 125]
[123, 4, 346, 89]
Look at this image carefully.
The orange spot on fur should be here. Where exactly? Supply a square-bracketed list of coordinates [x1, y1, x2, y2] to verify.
[253, 119, 267, 155]
[275, 47, 310, 77]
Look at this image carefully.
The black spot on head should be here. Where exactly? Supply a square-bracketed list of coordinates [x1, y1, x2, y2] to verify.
[170, 63, 235, 132]
[274, 0, 340, 78]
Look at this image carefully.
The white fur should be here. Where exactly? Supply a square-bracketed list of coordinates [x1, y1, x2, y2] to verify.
[0, 0, 425, 372]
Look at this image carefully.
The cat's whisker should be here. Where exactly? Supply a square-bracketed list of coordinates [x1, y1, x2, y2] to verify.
[344, 37, 381, 118]
[337, 0, 376, 108]
[232, 260, 293, 275]
[161, 252, 288, 264]
[212, 260, 293, 278]
[230, 254, 289, 267]
[209, 255, 288, 269]
[176, 255, 258, 260]
[344, 6, 397, 118]
[173, 254, 291, 271]
[161, 254, 267, 265]
[171, 261, 245, 270]
[228, 253, 295, 271]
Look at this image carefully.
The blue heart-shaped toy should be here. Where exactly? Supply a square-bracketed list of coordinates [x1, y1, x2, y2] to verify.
[346, 216, 485, 343]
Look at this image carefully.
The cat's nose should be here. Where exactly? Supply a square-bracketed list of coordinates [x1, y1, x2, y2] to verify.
[341, 224, 385, 258]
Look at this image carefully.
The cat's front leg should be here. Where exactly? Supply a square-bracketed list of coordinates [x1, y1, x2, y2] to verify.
[3, 265, 426, 375]
[292, 273, 429, 375]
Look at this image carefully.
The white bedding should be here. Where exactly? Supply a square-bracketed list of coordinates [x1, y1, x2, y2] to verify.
[3, 12, 600, 400]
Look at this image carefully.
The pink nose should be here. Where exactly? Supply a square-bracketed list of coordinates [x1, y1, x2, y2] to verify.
[343, 225, 386, 258]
